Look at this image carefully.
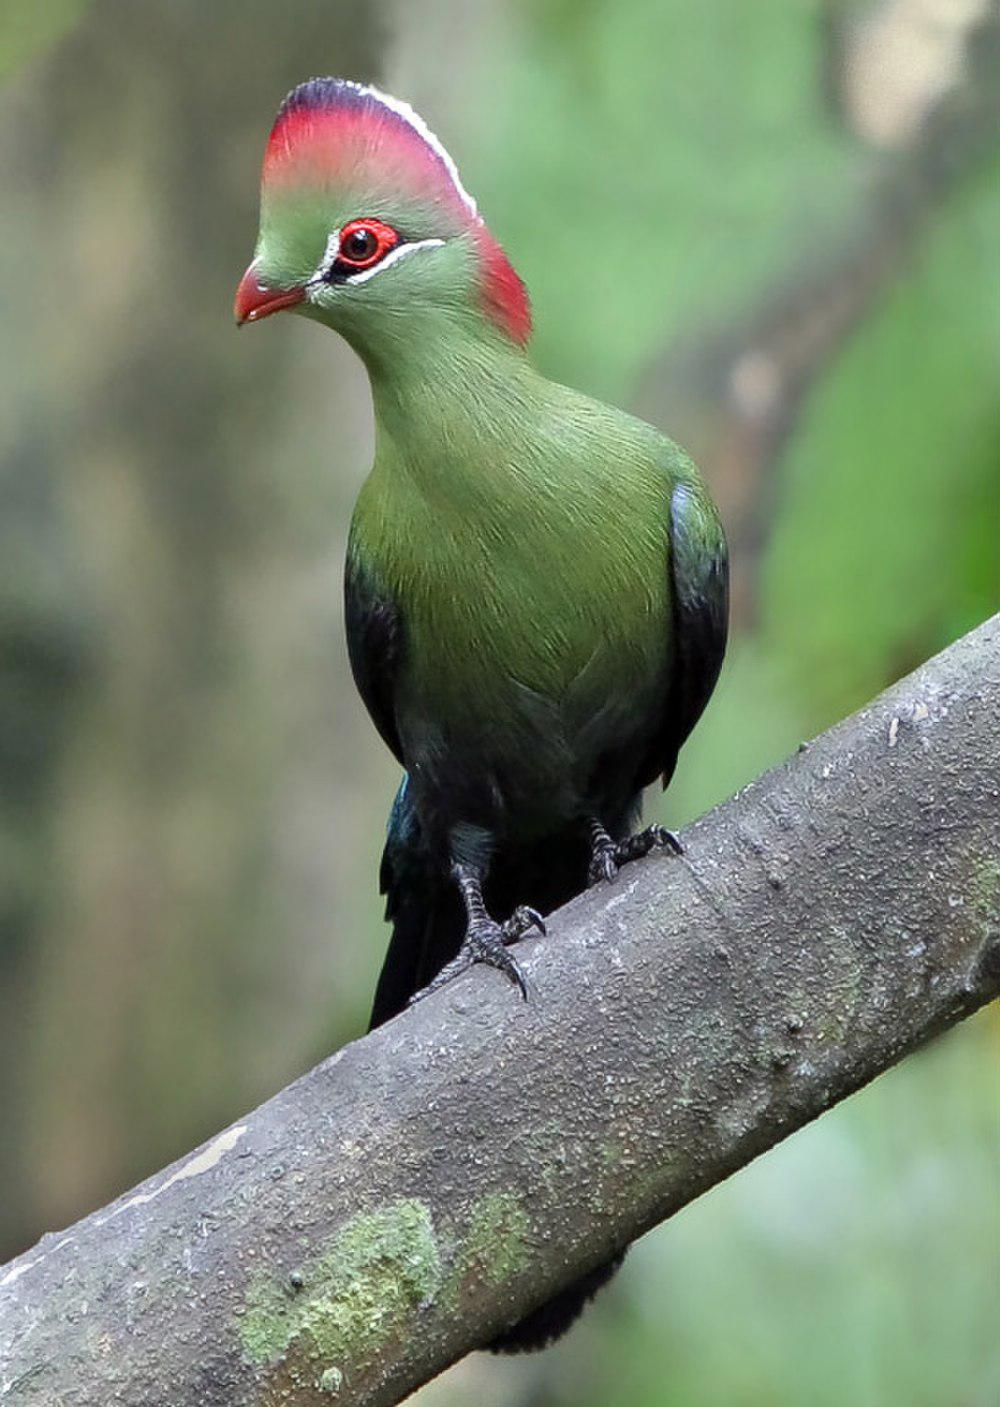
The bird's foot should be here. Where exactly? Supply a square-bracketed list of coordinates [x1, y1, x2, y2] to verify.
[409, 905, 545, 1007]
[587, 822, 683, 885]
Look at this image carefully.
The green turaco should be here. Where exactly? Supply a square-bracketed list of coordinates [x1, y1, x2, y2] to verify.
[236, 77, 728, 1350]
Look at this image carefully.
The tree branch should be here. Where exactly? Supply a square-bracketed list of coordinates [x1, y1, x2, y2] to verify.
[2, 617, 998, 1407]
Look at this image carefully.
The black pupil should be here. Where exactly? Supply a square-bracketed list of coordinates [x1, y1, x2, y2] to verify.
[344, 228, 377, 261]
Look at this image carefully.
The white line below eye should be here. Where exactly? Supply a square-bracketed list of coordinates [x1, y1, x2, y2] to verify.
[343, 238, 445, 285]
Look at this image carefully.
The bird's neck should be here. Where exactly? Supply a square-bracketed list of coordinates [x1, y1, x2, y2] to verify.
[363, 320, 541, 505]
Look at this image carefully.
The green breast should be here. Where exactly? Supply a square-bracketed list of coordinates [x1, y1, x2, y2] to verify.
[350, 375, 679, 765]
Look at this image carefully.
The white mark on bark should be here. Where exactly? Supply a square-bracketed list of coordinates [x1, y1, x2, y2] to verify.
[888, 716, 900, 748]
[0, 1257, 39, 1289]
[0, 1235, 77, 1291]
[605, 879, 640, 914]
[95, 1125, 249, 1228]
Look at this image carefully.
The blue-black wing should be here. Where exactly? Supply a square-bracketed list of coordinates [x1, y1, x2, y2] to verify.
[344, 554, 458, 1028]
[654, 480, 729, 787]
[344, 550, 404, 764]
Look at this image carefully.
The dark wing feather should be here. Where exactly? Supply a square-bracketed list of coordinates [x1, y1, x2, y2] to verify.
[343, 556, 463, 1028]
[344, 550, 404, 764]
[656, 480, 729, 787]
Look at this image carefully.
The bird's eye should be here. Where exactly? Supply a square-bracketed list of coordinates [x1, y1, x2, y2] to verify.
[336, 218, 399, 271]
[342, 227, 377, 261]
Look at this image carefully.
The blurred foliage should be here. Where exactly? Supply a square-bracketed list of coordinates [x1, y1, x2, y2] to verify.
[762, 154, 999, 708]
[0, 1, 996, 1405]
[464, 0, 863, 402]
[0, 0, 90, 81]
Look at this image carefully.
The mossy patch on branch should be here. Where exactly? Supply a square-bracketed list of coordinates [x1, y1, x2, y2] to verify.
[445, 1190, 531, 1307]
[970, 857, 1000, 932]
[238, 1198, 441, 1382]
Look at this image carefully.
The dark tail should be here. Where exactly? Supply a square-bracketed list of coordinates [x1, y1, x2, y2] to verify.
[369, 861, 463, 1029]
[369, 777, 632, 1351]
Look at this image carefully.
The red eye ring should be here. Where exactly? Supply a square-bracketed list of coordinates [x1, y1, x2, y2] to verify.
[338, 218, 399, 270]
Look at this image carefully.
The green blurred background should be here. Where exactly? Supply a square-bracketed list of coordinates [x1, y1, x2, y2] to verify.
[1, 1, 997, 1403]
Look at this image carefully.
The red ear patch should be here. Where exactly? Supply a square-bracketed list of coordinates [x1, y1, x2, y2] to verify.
[477, 228, 532, 346]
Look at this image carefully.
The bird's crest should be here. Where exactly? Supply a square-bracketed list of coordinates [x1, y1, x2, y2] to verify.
[265, 79, 478, 222]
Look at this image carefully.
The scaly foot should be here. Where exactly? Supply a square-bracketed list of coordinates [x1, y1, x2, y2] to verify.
[409, 904, 545, 1006]
[587, 820, 683, 886]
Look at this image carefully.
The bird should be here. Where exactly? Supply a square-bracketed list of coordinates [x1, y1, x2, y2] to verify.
[235, 76, 728, 1353]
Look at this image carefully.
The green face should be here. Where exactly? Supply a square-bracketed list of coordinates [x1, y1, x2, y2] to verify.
[249, 182, 481, 354]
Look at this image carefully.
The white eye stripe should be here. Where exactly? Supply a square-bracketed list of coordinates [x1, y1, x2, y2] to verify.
[308, 232, 445, 294]
[341, 237, 444, 284]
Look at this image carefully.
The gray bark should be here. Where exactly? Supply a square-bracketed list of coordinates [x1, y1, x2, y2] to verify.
[2, 617, 998, 1407]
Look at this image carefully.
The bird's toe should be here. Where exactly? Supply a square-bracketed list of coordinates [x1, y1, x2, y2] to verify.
[503, 905, 546, 942]
[587, 843, 621, 886]
[649, 824, 684, 856]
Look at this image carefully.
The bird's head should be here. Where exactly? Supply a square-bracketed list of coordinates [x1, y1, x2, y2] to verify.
[235, 78, 531, 356]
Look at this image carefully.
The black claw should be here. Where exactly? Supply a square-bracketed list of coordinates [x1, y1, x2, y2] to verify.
[587, 821, 685, 886]
[408, 911, 535, 1008]
[502, 950, 529, 1001]
[421, 864, 545, 1009]
[469, 922, 530, 1000]
[505, 904, 545, 940]
[650, 825, 684, 856]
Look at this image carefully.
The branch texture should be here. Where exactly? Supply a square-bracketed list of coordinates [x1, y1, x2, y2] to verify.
[2, 618, 998, 1407]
